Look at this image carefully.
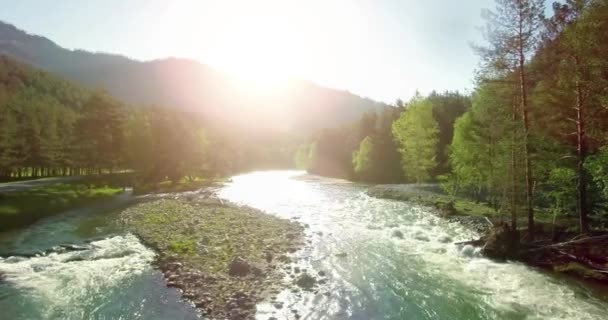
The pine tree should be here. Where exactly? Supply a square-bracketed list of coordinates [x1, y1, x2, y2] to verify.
[477, 0, 545, 237]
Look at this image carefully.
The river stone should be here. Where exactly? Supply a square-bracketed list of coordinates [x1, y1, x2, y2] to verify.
[295, 273, 316, 289]
[438, 235, 452, 243]
[461, 244, 476, 257]
[392, 230, 404, 239]
[264, 251, 273, 262]
[228, 257, 252, 276]
[414, 234, 430, 242]
[166, 262, 183, 271]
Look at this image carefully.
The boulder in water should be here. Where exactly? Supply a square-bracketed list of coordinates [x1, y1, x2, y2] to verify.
[392, 230, 404, 239]
[461, 244, 476, 257]
[295, 273, 316, 289]
[438, 235, 452, 243]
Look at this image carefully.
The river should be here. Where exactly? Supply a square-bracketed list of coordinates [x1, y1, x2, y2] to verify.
[1, 171, 607, 319]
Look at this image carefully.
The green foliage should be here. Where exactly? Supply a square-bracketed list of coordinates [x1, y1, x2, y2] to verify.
[545, 167, 577, 217]
[306, 127, 358, 178]
[427, 91, 470, 175]
[353, 136, 374, 179]
[0, 56, 214, 183]
[305, 92, 465, 183]
[169, 239, 197, 255]
[447, 83, 513, 206]
[392, 97, 440, 183]
[586, 148, 608, 199]
[294, 144, 311, 170]
[441, 0, 608, 232]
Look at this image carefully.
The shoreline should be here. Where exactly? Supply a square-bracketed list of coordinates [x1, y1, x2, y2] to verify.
[367, 184, 608, 285]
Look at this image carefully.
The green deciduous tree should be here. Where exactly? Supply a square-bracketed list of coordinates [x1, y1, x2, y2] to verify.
[392, 97, 440, 183]
[449, 83, 514, 210]
[353, 136, 375, 180]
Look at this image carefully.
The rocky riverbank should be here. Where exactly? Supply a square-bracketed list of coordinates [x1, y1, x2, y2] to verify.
[119, 194, 306, 319]
[367, 184, 608, 285]
[367, 184, 495, 234]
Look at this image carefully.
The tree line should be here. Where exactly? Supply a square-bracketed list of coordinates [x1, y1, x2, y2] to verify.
[296, 91, 470, 183]
[301, 0, 608, 236]
[0, 55, 238, 183]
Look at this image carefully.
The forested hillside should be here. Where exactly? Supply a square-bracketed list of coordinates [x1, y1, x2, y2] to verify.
[0, 55, 247, 181]
[305, 0, 608, 235]
[0, 21, 387, 134]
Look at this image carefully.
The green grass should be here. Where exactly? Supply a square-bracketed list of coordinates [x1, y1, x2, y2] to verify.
[432, 196, 583, 228]
[367, 185, 592, 231]
[132, 177, 225, 195]
[121, 199, 303, 274]
[0, 182, 122, 231]
[169, 239, 197, 254]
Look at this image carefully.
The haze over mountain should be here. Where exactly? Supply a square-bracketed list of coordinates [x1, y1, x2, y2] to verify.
[0, 21, 388, 134]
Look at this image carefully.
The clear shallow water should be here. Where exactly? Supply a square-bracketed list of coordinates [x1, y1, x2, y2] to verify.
[219, 171, 608, 320]
[1, 171, 607, 320]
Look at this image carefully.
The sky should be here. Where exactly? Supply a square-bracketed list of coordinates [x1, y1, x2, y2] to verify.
[0, 0, 517, 103]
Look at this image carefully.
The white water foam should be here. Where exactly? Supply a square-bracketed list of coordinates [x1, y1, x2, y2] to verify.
[220, 171, 608, 320]
[0, 234, 155, 319]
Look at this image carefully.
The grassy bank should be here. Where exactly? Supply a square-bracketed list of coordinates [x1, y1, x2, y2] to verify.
[132, 177, 226, 195]
[0, 182, 123, 231]
[366, 184, 577, 231]
[120, 197, 304, 319]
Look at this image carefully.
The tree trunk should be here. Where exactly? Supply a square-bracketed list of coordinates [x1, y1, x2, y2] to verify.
[519, 36, 534, 240]
[511, 104, 518, 232]
[575, 57, 589, 234]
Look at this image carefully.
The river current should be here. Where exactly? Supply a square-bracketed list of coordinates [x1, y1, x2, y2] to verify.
[1, 171, 607, 319]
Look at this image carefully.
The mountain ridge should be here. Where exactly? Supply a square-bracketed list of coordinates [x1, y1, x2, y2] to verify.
[0, 20, 389, 133]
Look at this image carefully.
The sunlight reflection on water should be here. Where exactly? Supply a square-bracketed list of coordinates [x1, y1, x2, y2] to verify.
[219, 170, 608, 320]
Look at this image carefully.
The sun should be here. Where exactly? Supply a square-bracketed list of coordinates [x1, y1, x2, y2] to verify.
[202, 6, 295, 95]
[221, 54, 290, 95]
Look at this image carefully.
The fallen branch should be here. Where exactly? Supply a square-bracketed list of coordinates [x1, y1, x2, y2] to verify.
[527, 234, 608, 252]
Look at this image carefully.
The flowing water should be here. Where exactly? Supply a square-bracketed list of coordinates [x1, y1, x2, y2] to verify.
[0, 193, 200, 320]
[1, 171, 607, 319]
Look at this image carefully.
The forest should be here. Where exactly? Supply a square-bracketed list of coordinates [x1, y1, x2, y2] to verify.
[2, 1, 608, 319]
[2, 0, 608, 236]
[0, 55, 303, 185]
[300, 0, 608, 236]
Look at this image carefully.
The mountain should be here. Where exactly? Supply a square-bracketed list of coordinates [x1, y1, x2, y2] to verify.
[0, 21, 388, 134]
